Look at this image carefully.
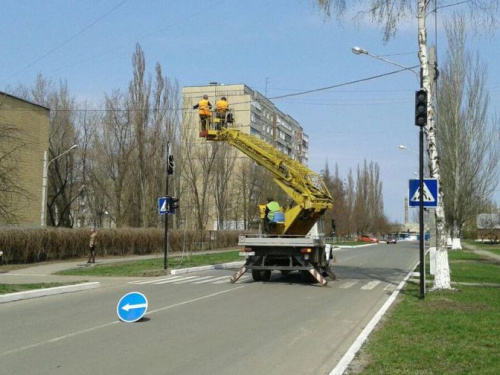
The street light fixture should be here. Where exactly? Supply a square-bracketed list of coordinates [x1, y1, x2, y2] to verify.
[41, 145, 78, 227]
[354, 45, 426, 298]
[399, 144, 418, 155]
[351, 46, 420, 80]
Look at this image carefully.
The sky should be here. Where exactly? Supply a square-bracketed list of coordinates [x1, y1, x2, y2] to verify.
[2, 0, 499, 224]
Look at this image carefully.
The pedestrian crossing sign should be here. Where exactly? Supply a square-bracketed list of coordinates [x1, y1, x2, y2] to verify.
[408, 179, 438, 207]
[158, 197, 168, 215]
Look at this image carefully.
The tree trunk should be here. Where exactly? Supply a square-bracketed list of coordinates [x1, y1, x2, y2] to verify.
[418, 0, 451, 289]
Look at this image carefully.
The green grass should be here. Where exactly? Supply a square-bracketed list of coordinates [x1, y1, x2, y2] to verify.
[56, 251, 243, 277]
[350, 246, 500, 374]
[0, 282, 81, 294]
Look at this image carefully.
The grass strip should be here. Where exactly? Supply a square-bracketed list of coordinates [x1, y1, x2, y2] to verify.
[56, 251, 243, 277]
[349, 245, 500, 375]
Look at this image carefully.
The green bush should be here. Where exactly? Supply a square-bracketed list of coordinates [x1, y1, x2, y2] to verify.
[0, 227, 250, 265]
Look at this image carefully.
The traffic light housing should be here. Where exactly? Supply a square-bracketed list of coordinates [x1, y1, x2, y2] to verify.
[415, 89, 428, 127]
[169, 197, 179, 214]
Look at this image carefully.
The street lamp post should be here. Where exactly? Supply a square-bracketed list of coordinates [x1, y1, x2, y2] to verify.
[354, 46, 426, 298]
[41, 145, 78, 227]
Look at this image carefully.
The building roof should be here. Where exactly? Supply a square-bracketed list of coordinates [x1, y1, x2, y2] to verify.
[0, 90, 50, 110]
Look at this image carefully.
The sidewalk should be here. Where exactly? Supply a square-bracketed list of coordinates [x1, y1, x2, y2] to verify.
[0, 249, 241, 303]
[462, 242, 500, 262]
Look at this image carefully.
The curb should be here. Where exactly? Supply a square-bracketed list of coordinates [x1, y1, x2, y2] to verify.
[328, 262, 418, 375]
[0, 282, 100, 304]
[0, 260, 244, 304]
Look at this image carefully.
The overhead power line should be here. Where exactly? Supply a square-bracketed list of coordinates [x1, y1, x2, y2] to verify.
[1, 0, 129, 86]
[0, 66, 420, 113]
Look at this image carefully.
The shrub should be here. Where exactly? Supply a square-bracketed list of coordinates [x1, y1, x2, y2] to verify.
[0, 227, 251, 265]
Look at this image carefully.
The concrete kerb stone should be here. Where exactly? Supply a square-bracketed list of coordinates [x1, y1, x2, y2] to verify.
[0, 259, 245, 303]
[0, 282, 100, 304]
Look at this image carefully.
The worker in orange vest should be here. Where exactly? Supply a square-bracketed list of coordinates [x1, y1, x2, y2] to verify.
[193, 95, 212, 131]
[215, 96, 229, 129]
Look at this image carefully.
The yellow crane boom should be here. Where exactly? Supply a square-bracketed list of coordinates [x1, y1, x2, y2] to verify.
[201, 128, 333, 235]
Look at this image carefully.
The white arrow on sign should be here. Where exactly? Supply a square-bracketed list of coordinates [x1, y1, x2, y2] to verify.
[122, 303, 147, 312]
[410, 182, 436, 202]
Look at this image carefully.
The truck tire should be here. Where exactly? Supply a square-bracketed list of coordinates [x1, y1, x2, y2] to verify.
[252, 270, 271, 281]
[301, 270, 317, 283]
[252, 269, 262, 281]
[261, 270, 271, 281]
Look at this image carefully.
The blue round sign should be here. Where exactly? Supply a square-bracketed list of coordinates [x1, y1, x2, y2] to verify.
[117, 292, 148, 323]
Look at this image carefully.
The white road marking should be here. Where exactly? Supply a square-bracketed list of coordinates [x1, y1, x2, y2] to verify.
[0, 287, 244, 359]
[173, 276, 208, 284]
[155, 276, 199, 284]
[130, 277, 173, 284]
[361, 281, 381, 290]
[192, 276, 228, 284]
[339, 281, 358, 289]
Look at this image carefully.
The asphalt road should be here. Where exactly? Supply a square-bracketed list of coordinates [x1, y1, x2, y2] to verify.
[0, 242, 419, 375]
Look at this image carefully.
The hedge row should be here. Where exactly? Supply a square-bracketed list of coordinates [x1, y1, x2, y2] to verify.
[0, 227, 250, 264]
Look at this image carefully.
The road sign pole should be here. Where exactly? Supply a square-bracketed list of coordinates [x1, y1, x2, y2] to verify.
[164, 143, 170, 270]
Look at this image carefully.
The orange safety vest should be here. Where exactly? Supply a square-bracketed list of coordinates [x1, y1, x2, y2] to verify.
[216, 100, 229, 113]
[198, 99, 212, 116]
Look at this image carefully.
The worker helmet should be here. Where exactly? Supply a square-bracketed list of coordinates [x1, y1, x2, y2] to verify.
[203, 94, 208, 99]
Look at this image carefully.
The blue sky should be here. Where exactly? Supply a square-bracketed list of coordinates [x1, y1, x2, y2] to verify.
[2, 0, 499, 223]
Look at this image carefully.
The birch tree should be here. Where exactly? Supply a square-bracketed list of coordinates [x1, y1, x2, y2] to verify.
[314, 0, 499, 290]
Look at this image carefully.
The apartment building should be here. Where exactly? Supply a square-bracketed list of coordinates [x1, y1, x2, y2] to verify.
[0, 92, 50, 226]
[181, 84, 309, 230]
[182, 83, 308, 163]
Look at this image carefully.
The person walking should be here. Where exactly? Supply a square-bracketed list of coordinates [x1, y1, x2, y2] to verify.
[193, 94, 212, 131]
[88, 227, 98, 264]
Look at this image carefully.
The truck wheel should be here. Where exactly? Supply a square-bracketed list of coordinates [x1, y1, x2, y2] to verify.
[301, 270, 317, 283]
[252, 269, 262, 281]
[261, 270, 271, 281]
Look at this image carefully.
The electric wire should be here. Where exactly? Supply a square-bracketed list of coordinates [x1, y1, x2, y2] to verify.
[0, 0, 129, 87]
[0, 66, 420, 114]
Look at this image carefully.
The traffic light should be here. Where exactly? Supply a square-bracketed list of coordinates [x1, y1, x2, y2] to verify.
[167, 155, 174, 175]
[415, 89, 428, 127]
[169, 197, 179, 214]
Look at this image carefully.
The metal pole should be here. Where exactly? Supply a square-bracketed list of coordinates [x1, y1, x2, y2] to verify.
[164, 143, 170, 270]
[419, 121, 425, 299]
[41, 151, 48, 226]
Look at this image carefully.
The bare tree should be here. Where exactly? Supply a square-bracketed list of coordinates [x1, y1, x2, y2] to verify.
[213, 143, 237, 229]
[437, 14, 500, 248]
[0, 121, 27, 223]
[180, 110, 218, 230]
[88, 91, 135, 227]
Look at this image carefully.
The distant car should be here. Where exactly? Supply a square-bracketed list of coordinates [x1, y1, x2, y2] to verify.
[357, 234, 379, 243]
[386, 236, 398, 244]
